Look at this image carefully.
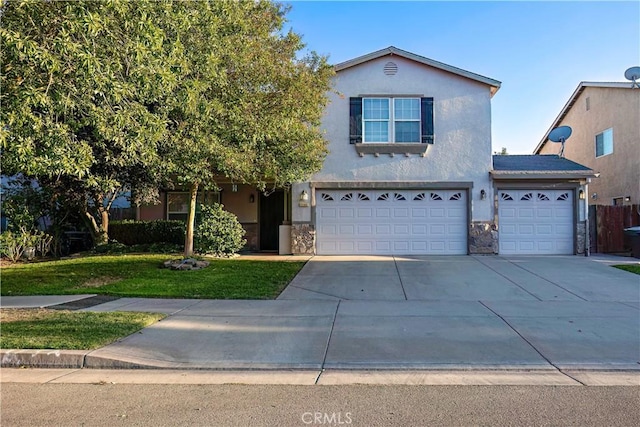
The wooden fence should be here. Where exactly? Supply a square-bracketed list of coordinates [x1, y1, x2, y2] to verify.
[589, 204, 640, 253]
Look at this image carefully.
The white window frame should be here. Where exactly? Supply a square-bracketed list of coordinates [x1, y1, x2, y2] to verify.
[595, 128, 613, 158]
[362, 97, 421, 143]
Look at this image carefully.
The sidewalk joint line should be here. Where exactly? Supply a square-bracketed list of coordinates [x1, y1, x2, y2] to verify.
[393, 256, 408, 300]
[44, 368, 83, 384]
[169, 299, 206, 316]
[501, 257, 588, 301]
[471, 256, 542, 301]
[288, 285, 348, 300]
[479, 301, 586, 386]
[316, 301, 341, 385]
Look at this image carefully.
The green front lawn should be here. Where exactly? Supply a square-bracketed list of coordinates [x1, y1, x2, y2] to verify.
[0, 309, 165, 349]
[1, 255, 305, 299]
[613, 264, 640, 275]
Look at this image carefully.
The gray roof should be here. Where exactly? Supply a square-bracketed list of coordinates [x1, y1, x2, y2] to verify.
[334, 46, 501, 97]
[493, 155, 592, 171]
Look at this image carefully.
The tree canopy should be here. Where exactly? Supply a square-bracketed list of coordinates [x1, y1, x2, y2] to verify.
[1, 0, 333, 254]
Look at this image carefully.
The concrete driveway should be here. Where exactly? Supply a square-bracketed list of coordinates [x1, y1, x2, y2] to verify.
[4, 255, 638, 374]
[278, 255, 640, 303]
[68, 255, 640, 371]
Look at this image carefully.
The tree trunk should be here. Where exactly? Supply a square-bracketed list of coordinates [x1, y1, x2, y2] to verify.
[83, 196, 109, 246]
[184, 181, 199, 257]
[98, 207, 109, 244]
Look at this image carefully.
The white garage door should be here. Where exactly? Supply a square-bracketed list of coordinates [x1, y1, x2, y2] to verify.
[498, 190, 574, 255]
[316, 189, 467, 255]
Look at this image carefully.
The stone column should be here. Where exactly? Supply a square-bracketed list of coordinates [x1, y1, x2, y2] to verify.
[469, 221, 498, 254]
[291, 223, 315, 255]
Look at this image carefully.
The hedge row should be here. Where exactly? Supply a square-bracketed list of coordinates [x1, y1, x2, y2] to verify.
[109, 220, 185, 246]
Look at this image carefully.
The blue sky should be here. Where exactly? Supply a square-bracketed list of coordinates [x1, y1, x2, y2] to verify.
[284, 1, 640, 154]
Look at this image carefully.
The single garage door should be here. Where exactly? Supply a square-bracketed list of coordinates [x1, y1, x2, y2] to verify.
[316, 189, 467, 255]
[498, 189, 574, 255]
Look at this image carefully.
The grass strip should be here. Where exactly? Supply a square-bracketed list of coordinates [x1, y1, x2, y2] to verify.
[0, 309, 165, 350]
[1, 254, 305, 299]
[613, 264, 640, 275]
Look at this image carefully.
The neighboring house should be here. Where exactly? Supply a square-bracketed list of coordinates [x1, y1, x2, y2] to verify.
[141, 46, 597, 256]
[534, 82, 640, 206]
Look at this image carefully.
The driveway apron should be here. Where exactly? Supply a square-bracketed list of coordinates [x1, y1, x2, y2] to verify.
[77, 255, 639, 370]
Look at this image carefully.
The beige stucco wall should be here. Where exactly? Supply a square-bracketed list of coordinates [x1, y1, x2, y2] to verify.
[218, 184, 258, 223]
[293, 55, 496, 223]
[138, 184, 258, 223]
[538, 87, 640, 205]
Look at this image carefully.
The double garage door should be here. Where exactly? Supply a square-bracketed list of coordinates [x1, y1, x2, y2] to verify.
[498, 189, 574, 255]
[315, 188, 575, 255]
[316, 189, 467, 255]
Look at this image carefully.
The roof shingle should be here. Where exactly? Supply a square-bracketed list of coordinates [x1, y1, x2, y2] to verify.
[492, 155, 592, 172]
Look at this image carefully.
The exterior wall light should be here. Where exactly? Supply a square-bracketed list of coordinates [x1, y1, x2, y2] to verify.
[249, 194, 255, 203]
[480, 189, 486, 200]
[624, 196, 631, 202]
[579, 189, 585, 200]
[299, 190, 310, 207]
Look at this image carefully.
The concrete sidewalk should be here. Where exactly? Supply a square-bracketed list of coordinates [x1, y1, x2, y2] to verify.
[1, 255, 639, 384]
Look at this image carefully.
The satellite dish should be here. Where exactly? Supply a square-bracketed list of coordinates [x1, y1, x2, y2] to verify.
[624, 66, 640, 88]
[548, 125, 572, 158]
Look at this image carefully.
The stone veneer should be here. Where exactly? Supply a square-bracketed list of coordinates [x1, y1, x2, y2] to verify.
[469, 221, 498, 254]
[576, 221, 586, 254]
[291, 223, 315, 255]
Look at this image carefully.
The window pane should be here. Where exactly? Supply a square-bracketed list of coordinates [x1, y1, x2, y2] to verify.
[363, 98, 389, 120]
[595, 134, 603, 157]
[603, 129, 613, 155]
[394, 98, 420, 120]
[364, 121, 389, 142]
[395, 121, 420, 143]
[167, 193, 189, 213]
[595, 129, 613, 157]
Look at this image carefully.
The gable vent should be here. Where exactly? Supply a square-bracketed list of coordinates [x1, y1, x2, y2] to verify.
[383, 61, 398, 75]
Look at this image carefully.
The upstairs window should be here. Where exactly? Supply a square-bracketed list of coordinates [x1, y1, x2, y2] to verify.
[362, 98, 420, 143]
[350, 97, 434, 144]
[595, 128, 613, 157]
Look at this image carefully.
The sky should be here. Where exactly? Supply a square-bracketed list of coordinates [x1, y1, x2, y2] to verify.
[283, 1, 640, 154]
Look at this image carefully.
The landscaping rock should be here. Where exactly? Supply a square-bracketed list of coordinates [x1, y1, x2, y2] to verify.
[162, 258, 210, 271]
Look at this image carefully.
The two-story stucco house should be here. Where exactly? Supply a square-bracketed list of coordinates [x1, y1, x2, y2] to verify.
[290, 47, 596, 256]
[141, 47, 596, 256]
[534, 82, 640, 206]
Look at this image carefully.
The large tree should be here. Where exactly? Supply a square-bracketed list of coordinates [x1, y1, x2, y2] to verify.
[1, 0, 332, 254]
[151, 1, 333, 256]
[0, 0, 169, 244]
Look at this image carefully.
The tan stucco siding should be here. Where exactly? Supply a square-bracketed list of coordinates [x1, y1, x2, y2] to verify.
[539, 87, 640, 205]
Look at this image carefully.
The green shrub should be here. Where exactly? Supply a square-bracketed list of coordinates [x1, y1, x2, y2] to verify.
[109, 220, 185, 245]
[1, 231, 53, 262]
[93, 240, 182, 255]
[195, 204, 246, 257]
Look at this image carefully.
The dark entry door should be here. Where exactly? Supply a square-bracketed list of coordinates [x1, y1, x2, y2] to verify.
[259, 190, 285, 251]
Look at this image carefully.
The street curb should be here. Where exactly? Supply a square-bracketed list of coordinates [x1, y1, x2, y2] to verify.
[1, 367, 639, 386]
[1, 350, 89, 369]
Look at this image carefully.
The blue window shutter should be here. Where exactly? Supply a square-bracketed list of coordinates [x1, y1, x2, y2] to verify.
[349, 97, 362, 144]
[421, 97, 434, 144]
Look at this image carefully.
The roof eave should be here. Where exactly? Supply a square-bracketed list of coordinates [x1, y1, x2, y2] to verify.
[334, 46, 501, 96]
[490, 170, 599, 180]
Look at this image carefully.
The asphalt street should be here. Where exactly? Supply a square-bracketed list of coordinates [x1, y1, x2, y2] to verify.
[2, 383, 638, 426]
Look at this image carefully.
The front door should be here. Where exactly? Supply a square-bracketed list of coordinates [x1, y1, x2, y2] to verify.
[259, 190, 285, 251]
